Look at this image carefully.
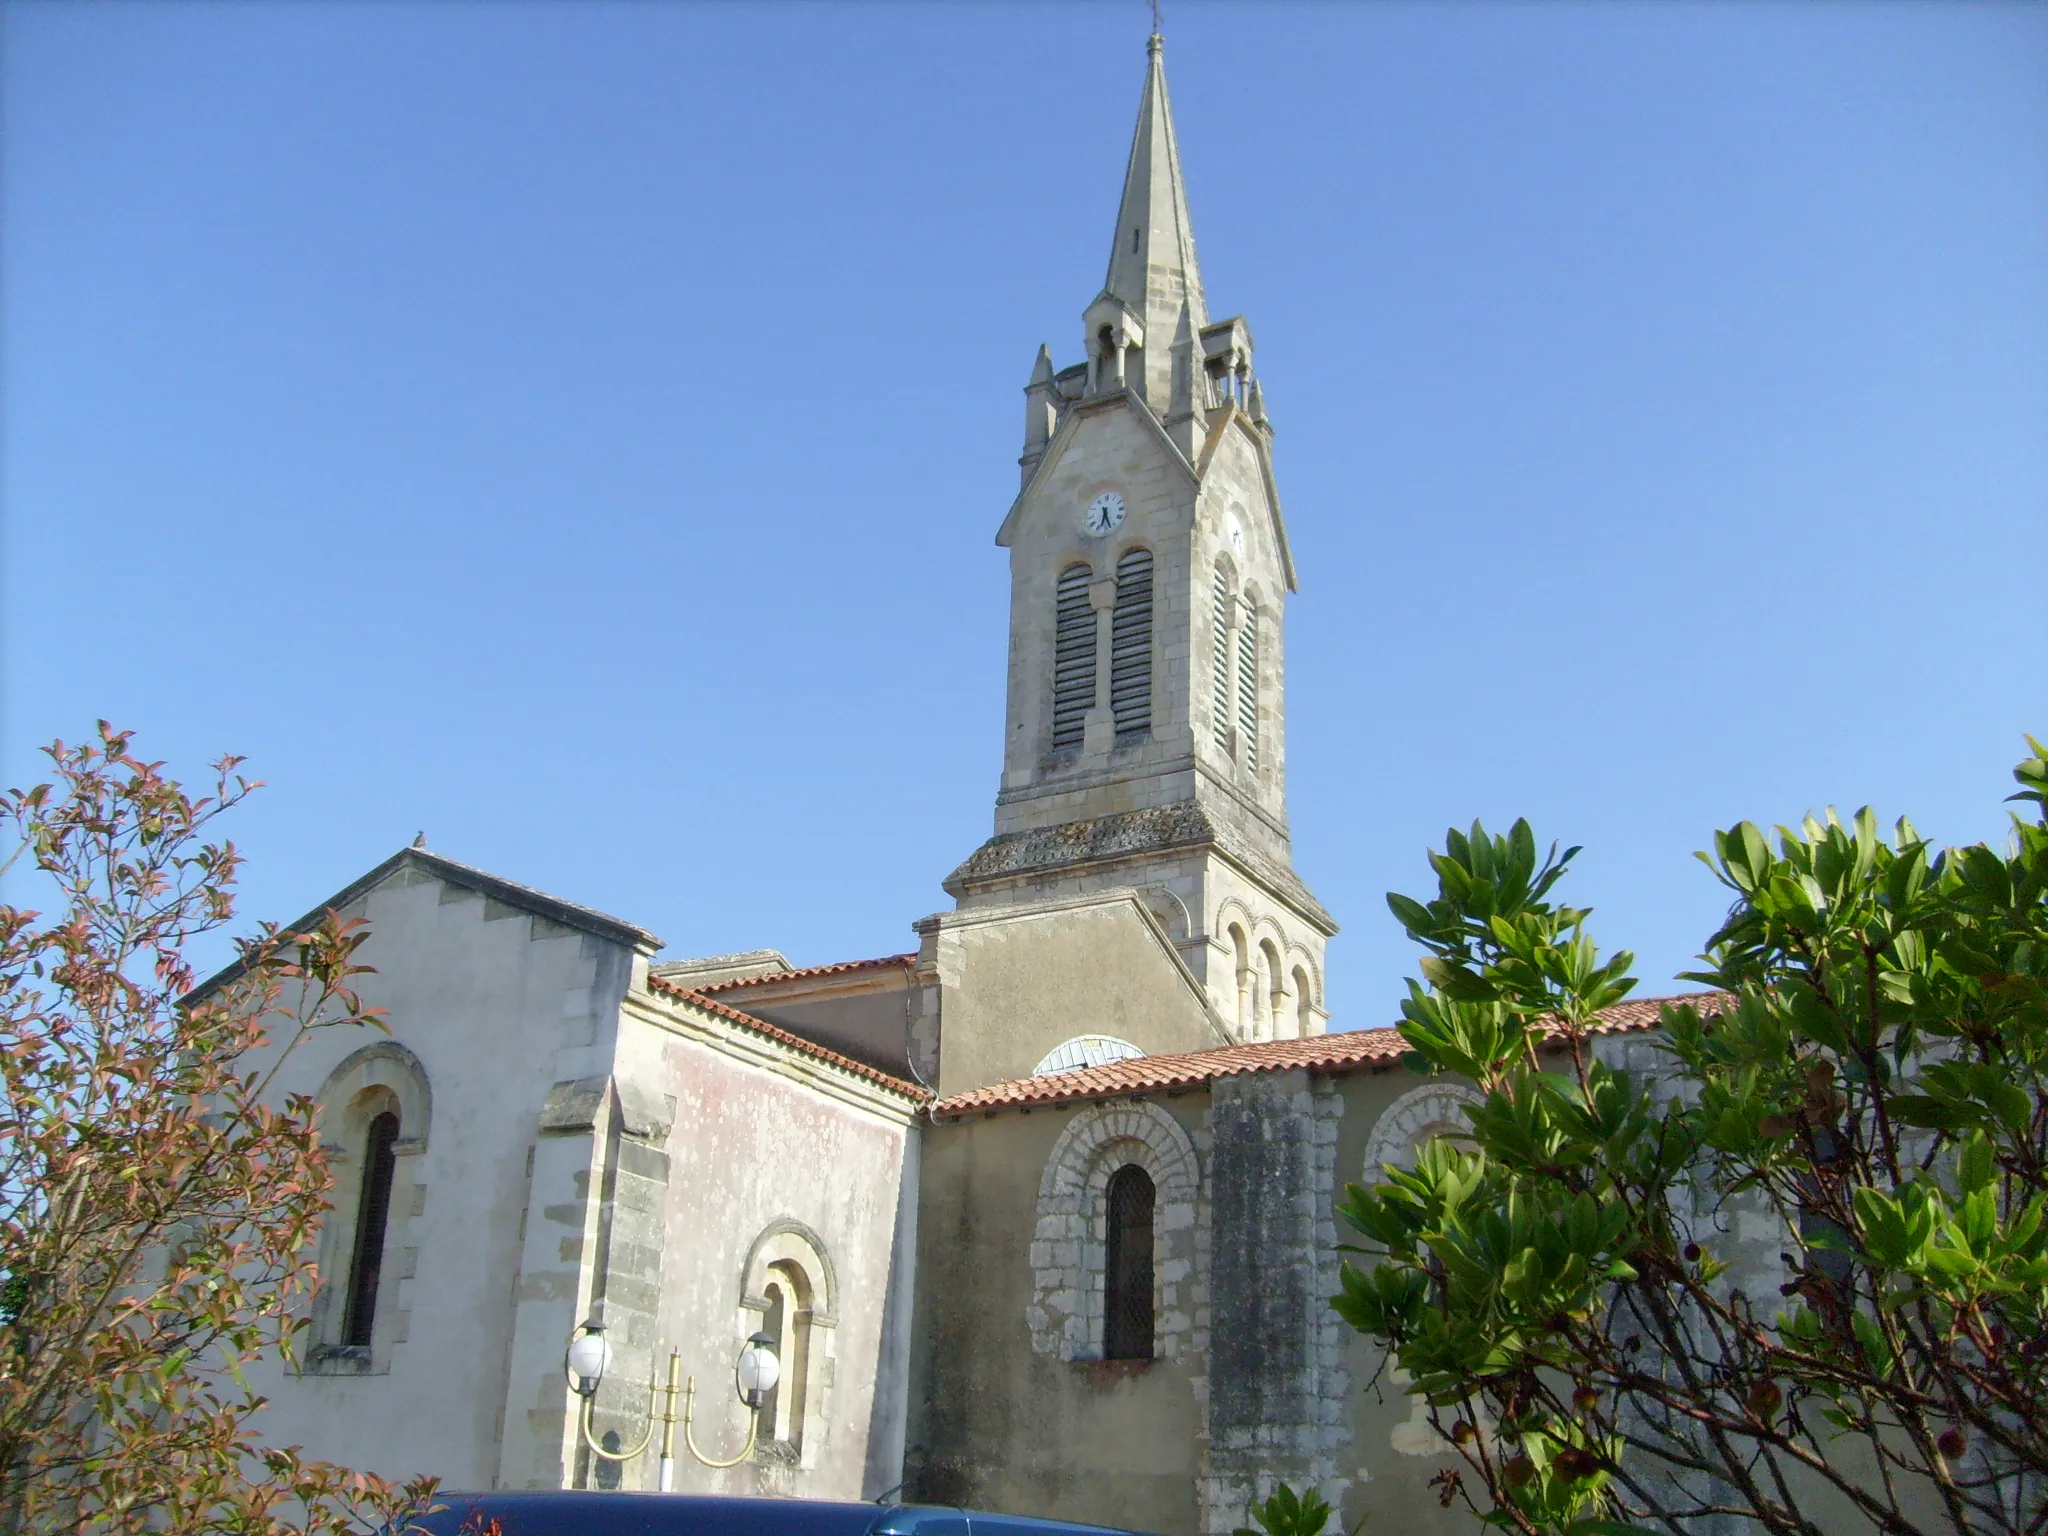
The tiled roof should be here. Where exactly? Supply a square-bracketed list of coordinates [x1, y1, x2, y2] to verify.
[1583, 993, 1727, 1035]
[645, 973, 931, 1102]
[929, 992, 1728, 1118]
[696, 953, 919, 993]
[932, 1030, 1410, 1116]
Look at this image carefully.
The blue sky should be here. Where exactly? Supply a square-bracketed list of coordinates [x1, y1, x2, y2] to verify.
[5, 1, 2044, 1022]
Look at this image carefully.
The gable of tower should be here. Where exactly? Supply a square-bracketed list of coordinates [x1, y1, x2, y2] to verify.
[997, 394, 1196, 553]
[917, 889, 1231, 1098]
[1197, 411, 1297, 594]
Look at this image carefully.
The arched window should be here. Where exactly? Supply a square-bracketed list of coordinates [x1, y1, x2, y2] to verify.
[1033, 1035, 1146, 1076]
[1237, 603, 1260, 772]
[1052, 564, 1097, 751]
[1103, 1164, 1156, 1360]
[1211, 568, 1234, 750]
[759, 1260, 814, 1447]
[1228, 923, 1252, 1038]
[1109, 548, 1153, 740]
[1260, 939, 1284, 1041]
[757, 1281, 786, 1436]
[739, 1222, 836, 1464]
[1030, 1103, 1199, 1362]
[308, 1042, 430, 1374]
[1293, 965, 1317, 1039]
[342, 1110, 400, 1347]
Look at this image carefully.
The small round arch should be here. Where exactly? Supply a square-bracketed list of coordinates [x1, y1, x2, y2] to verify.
[318, 1040, 432, 1152]
[738, 1218, 838, 1326]
[1138, 885, 1190, 946]
[1362, 1083, 1486, 1185]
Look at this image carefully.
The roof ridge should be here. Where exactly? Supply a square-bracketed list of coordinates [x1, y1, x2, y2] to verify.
[928, 990, 1731, 1118]
[645, 972, 930, 1102]
[185, 845, 662, 1003]
[696, 952, 919, 993]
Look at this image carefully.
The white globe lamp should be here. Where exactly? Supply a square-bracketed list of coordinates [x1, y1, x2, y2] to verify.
[565, 1318, 612, 1400]
[735, 1332, 781, 1410]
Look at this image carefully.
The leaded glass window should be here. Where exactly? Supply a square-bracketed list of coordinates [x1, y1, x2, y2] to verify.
[1103, 1163, 1155, 1360]
[342, 1111, 400, 1347]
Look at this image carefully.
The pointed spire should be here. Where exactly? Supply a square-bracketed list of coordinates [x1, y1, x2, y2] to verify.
[1021, 343, 1059, 482]
[1100, 32, 1207, 405]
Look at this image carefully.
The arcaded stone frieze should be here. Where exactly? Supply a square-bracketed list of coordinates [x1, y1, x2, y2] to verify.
[947, 802, 1217, 889]
[946, 800, 1330, 929]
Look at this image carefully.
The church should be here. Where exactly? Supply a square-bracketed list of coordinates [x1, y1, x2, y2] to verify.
[223, 34, 1677, 1536]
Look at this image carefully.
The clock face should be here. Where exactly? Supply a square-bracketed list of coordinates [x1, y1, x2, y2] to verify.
[1082, 491, 1127, 538]
[1227, 514, 1247, 560]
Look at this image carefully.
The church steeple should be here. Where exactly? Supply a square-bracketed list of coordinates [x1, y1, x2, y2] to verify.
[1105, 35, 1207, 337]
[960, 26, 1333, 1043]
[1087, 34, 1207, 410]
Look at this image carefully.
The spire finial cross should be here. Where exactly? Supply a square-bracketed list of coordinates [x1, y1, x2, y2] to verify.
[1148, 0, 1161, 39]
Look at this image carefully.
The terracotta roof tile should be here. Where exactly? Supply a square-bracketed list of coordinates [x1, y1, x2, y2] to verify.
[645, 973, 930, 1102]
[932, 1030, 1410, 1116]
[929, 992, 1728, 1118]
[696, 953, 918, 993]
[1582, 993, 1728, 1036]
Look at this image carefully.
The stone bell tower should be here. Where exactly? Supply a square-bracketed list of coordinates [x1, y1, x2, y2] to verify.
[944, 32, 1335, 1041]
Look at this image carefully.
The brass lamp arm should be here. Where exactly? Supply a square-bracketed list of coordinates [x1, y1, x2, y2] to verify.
[580, 1368, 661, 1462]
[681, 1376, 761, 1469]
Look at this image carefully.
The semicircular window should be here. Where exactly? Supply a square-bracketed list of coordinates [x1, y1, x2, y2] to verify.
[1032, 1035, 1146, 1077]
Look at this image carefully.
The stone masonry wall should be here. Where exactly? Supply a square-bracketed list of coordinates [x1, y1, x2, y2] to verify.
[1200, 1070, 1349, 1534]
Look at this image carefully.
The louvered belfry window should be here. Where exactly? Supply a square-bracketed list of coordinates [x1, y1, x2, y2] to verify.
[1211, 569, 1234, 751]
[1109, 548, 1153, 740]
[343, 1111, 401, 1348]
[1052, 565, 1097, 751]
[1237, 605, 1260, 772]
[1104, 1164, 1156, 1360]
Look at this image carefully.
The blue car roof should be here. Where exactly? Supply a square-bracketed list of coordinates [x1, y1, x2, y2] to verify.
[397, 1492, 1150, 1536]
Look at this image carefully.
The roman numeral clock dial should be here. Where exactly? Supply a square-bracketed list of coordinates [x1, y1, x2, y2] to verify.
[1082, 491, 1126, 538]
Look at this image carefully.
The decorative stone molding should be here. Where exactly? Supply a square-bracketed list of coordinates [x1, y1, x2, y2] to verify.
[1360, 1083, 1484, 1185]
[739, 1218, 838, 1326]
[948, 803, 1216, 893]
[1138, 885, 1192, 945]
[1028, 1101, 1199, 1361]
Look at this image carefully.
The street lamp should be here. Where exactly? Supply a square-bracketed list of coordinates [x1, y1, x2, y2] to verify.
[567, 1318, 782, 1490]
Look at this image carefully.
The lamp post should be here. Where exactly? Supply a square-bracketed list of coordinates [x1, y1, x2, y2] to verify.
[566, 1319, 782, 1491]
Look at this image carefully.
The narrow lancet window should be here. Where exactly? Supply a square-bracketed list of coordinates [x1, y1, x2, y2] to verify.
[342, 1111, 400, 1347]
[1237, 605, 1260, 772]
[1104, 1164, 1156, 1359]
[1109, 548, 1153, 740]
[1211, 569, 1233, 750]
[1052, 565, 1097, 751]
